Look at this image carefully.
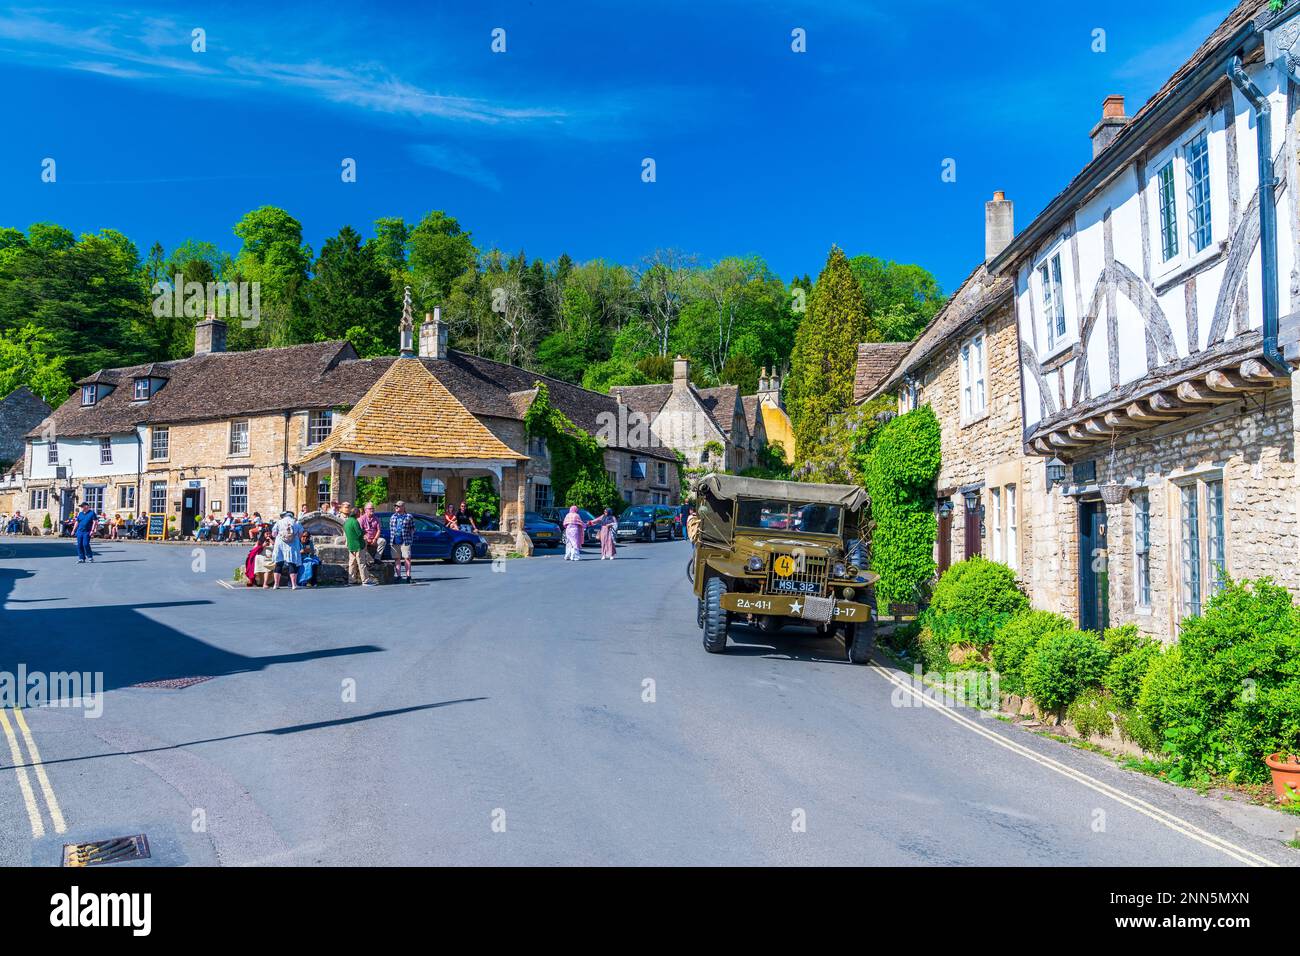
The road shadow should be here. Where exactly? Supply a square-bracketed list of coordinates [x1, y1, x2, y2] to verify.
[722, 624, 853, 665]
[1, 566, 384, 692]
[1, 699, 488, 771]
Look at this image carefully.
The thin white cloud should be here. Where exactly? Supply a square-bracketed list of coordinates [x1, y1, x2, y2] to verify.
[408, 143, 502, 191]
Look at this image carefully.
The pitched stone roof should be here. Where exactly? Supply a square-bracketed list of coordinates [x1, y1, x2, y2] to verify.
[867, 265, 1014, 401]
[697, 385, 740, 438]
[853, 343, 911, 403]
[609, 381, 740, 441]
[741, 395, 761, 435]
[297, 358, 526, 466]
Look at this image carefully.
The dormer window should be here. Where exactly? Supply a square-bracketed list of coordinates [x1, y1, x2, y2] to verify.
[81, 384, 97, 406]
[133, 378, 150, 401]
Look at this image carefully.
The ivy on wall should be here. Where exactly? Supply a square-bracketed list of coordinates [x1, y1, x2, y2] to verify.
[524, 381, 622, 512]
[861, 404, 941, 608]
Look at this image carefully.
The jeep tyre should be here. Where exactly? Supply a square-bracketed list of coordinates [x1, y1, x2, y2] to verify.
[845, 619, 876, 665]
[702, 576, 729, 654]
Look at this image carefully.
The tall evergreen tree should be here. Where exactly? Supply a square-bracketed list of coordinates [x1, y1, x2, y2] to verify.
[786, 246, 869, 464]
[310, 226, 400, 357]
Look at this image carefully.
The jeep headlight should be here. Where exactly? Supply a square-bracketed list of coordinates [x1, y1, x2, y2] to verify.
[745, 555, 764, 573]
[832, 562, 847, 578]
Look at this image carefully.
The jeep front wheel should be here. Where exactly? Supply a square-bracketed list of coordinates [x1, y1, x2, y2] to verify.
[845, 620, 876, 665]
[702, 577, 730, 654]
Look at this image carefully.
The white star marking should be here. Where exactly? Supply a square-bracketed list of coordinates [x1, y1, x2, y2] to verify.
[789, 600, 803, 615]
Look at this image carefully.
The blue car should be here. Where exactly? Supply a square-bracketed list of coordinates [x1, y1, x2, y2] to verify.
[524, 511, 563, 549]
[374, 512, 489, 564]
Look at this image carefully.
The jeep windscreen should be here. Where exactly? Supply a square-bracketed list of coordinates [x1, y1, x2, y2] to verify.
[734, 499, 842, 536]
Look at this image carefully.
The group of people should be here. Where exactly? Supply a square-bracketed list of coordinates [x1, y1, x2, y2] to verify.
[244, 511, 321, 589]
[1, 511, 28, 535]
[561, 506, 619, 561]
[196, 512, 269, 542]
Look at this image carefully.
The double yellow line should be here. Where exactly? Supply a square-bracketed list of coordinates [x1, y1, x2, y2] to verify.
[0, 709, 66, 838]
[868, 661, 1278, 867]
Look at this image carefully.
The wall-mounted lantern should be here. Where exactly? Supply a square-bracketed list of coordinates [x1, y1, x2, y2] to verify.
[1046, 457, 1067, 490]
[937, 499, 953, 519]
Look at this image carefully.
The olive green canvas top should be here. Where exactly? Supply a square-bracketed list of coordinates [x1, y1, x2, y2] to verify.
[690, 473, 868, 510]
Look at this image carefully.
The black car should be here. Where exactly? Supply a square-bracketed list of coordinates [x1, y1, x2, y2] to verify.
[616, 505, 675, 542]
[538, 506, 600, 545]
[373, 512, 489, 564]
[524, 511, 563, 548]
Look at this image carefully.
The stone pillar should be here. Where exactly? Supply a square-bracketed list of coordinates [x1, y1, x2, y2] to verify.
[444, 475, 466, 510]
[333, 456, 357, 508]
[501, 465, 532, 555]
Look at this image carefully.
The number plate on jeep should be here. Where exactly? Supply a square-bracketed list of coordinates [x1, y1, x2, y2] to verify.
[772, 579, 820, 594]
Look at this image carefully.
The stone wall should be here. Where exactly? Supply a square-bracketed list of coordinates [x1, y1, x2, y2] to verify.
[908, 299, 1035, 586]
[1053, 380, 1300, 643]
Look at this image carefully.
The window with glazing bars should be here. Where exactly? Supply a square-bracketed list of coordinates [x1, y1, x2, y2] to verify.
[1181, 484, 1201, 617]
[1038, 254, 1066, 348]
[1185, 132, 1212, 253]
[1134, 492, 1151, 608]
[1156, 162, 1178, 262]
[1206, 478, 1226, 596]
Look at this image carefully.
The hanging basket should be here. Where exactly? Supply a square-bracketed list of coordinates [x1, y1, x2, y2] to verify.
[1100, 481, 1129, 505]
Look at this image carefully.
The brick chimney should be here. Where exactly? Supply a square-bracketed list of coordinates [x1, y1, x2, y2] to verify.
[985, 190, 1014, 262]
[1090, 94, 1129, 158]
[672, 354, 690, 387]
[419, 308, 448, 360]
[194, 311, 226, 355]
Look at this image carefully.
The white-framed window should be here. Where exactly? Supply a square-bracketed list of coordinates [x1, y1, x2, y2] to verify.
[1177, 473, 1227, 619]
[149, 480, 168, 515]
[83, 485, 104, 512]
[1146, 119, 1219, 276]
[990, 487, 1003, 561]
[532, 480, 552, 511]
[81, 384, 97, 406]
[228, 477, 248, 515]
[307, 410, 333, 447]
[318, 475, 332, 503]
[1133, 490, 1151, 608]
[133, 378, 150, 401]
[420, 476, 444, 509]
[119, 485, 135, 511]
[1005, 484, 1018, 571]
[959, 331, 987, 420]
[1035, 251, 1071, 353]
[229, 419, 250, 456]
[99, 436, 112, 465]
[47, 440, 58, 466]
[150, 426, 169, 461]
[29, 488, 48, 510]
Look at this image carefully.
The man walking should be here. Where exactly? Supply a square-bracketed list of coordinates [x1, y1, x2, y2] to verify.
[73, 501, 98, 563]
[389, 500, 415, 583]
[342, 502, 375, 586]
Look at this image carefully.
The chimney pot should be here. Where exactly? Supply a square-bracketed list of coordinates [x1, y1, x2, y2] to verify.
[985, 191, 1014, 262]
[673, 355, 690, 386]
[419, 306, 448, 360]
[194, 315, 227, 355]
[1090, 94, 1130, 158]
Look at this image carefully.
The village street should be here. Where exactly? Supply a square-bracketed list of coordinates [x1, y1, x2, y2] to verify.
[0, 536, 1294, 868]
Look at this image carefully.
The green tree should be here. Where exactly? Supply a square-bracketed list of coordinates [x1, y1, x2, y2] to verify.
[0, 324, 74, 406]
[311, 226, 400, 356]
[786, 246, 870, 463]
[849, 255, 946, 343]
[407, 210, 476, 309]
[226, 206, 312, 349]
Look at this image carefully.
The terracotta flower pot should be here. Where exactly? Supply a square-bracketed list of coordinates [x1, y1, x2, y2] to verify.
[1265, 752, 1300, 801]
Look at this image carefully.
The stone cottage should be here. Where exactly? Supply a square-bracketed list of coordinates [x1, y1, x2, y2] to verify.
[987, 0, 1300, 639]
[610, 356, 761, 476]
[864, 192, 1032, 582]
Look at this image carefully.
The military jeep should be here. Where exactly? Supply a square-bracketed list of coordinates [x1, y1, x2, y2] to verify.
[689, 474, 878, 664]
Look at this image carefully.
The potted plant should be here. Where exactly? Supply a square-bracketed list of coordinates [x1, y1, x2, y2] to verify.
[1266, 749, 1300, 802]
[42, 513, 52, 536]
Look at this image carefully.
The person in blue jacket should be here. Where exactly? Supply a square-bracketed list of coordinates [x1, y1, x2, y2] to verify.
[73, 501, 98, 563]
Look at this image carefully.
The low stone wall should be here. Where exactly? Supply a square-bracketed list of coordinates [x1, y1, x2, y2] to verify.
[997, 691, 1150, 759]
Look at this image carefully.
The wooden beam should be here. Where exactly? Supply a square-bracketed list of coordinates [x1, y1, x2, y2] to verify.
[1239, 358, 1292, 386]
[1067, 424, 1107, 443]
[1103, 410, 1144, 430]
[1206, 368, 1271, 393]
[1083, 417, 1114, 437]
[1125, 400, 1179, 424]
[1048, 430, 1090, 448]
[1148, 390, 1195, 414]
[1176, 378, 1237, 404]
[1031, 438, 1055, 456]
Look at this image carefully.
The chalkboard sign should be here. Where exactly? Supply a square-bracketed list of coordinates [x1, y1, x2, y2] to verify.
[146, 513, 167, 541]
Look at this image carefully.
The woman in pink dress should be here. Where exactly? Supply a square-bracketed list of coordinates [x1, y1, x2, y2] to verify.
[593, 507, 618, 560]
[562, 505, 586, 561]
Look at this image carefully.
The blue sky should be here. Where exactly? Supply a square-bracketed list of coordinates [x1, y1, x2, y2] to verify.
[0, 1, 1236, 293]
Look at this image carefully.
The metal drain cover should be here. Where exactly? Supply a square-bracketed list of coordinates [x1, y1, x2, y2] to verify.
[130, 676, 212, 689]
[63, 834, 151, 867]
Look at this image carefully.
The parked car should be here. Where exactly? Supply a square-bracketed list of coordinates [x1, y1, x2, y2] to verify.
[524, 511, 563, 548]
[538, 506, 600, 545]
[373, 511, 489, 564]
[616, 505, 675, 542]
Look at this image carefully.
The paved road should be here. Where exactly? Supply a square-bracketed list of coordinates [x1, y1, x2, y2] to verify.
[0, 535, 1295, 866]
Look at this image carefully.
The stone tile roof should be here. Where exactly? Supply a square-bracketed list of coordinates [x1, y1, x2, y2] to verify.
[853, 343, 911, 403]
[0, 387, 51, 465]
[868, 264, 1014, 401]
[697, 385, 739, 438]
[297, 358, 526, 466]
[741, 395, 761, 435]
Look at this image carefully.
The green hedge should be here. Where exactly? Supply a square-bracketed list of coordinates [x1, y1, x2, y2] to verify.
[991, 610, 1073, 695]
[1022, 629, 1109, 712]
